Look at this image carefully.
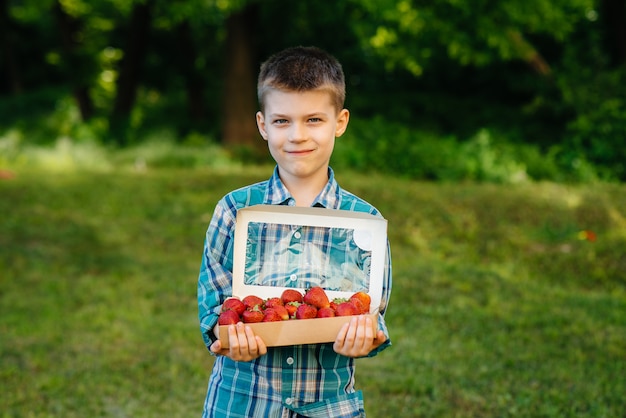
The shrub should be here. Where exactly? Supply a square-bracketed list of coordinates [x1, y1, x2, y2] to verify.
[335, 117, 602, 183]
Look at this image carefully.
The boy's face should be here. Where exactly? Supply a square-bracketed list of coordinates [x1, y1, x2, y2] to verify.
[256, 88, 349, 186]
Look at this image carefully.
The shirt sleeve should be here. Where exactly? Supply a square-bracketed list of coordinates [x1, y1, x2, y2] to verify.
[197, 198, 237, 352]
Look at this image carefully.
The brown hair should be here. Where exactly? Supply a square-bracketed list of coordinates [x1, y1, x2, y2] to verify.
[257, 46, 346, 113]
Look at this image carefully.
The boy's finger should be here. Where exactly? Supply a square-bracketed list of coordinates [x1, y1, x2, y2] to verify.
[210, 339, 222, 354]
[363, 316, 374, 345]
[226, 324, 239, 347]
[235, 323, 249, 352]
[344, 317, 358, 345]
[244, 325, 258, 354]
[255, 336, 268, 356]
[354, 315, 369, 348]
[335, 322, 350, 347]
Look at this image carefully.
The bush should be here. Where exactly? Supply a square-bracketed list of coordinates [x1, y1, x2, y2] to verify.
[334, 117, 602, 183]
[560, 69, 626, 181]
[0, 93, 611, 183]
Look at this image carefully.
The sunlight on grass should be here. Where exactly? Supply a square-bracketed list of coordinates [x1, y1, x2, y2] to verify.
[1, 163, 624, 417]
[0, 132, 242, 173]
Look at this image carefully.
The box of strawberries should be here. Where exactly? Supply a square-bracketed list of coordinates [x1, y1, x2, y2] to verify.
[218, 204, 387, 348]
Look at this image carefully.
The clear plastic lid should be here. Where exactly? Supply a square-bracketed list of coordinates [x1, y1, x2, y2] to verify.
[232, 205, 387, 308]
[244, 222, 372, 292]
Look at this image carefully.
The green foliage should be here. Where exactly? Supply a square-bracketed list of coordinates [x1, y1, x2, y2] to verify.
[1, 163, 624, 416]
[334, 117, 603, 183]
[561, 69, 626, 180]
[2, 0, 625, 179]
[0, 131, 233, 172]
[0, 100, 608, 183]
[354, 0, 594, 70]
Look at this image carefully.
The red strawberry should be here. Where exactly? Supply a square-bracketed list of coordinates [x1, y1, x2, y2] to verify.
[222, 297, 246, 316]
[348, 297, 365, 315]
[284, 301, 300, 318]
[350, 292, 371, 314]
[242, 295, 264, 310]
[317, 307, 336, 318]
[265, 297, 283, 309]
[262, 308, 283, 322]
[218, 310, 240, 325]
[272, 305, 290, 320]
[281, 289, 304, 305]
[242, 307, 264, 323]
[295, 304, 318, 319]
[330, 298, 344, 312]
[303, 286, 330, 309]
[335, 301, 359, 317]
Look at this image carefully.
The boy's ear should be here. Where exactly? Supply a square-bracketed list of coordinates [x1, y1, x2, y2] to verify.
[335, 109, 350, 137]
[256, 111, 268, 140]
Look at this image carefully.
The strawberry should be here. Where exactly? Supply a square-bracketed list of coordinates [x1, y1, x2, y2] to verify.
[242, 295, 264, 310]
[262, 308, 284, 322]
[265, 297, 283, 309]
[281, 289, 304, 305]
[222, 297, 246, 316]
[350, 291, 371, 314]
[348, 297, 366, 315]
[295, 304, 318, 319]
[330, 298, 344, 312]
[316, 307, 336, 318]
[218, 310, 240, 325]
[272, 305, 290, 320]
[284, 301, 300, 318]
[335, 301, 359, 317]
[242, 307, 264, 323]
[303, 286, 330, 309]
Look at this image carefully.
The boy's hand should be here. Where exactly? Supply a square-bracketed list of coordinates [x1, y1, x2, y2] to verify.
[210, 322, 267, 361]
[333, 315, 387, 357]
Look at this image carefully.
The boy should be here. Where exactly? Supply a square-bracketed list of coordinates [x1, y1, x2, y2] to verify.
[197, 46, 392, 417]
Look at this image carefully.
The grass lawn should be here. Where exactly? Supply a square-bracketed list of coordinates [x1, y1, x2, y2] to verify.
[1, 165, 625, 417]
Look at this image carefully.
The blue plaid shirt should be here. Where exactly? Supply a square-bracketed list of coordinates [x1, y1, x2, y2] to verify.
[198, 167, 392, 418]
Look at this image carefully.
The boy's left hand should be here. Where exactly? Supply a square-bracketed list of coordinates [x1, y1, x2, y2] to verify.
[210, 322, 267, 361]
[333, 315, 387, 357]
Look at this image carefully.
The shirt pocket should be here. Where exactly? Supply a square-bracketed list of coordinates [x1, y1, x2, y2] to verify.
[286, 390, 365, 418]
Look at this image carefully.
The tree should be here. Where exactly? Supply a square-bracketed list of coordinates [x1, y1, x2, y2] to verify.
[2, 0, 625, 178]
[0, 0, 22, 95]
[53, 0, 94, 120]
[221, 3, 261, 152]
[175, 20, 206, 126]
[601, 0, 626, 66]
[109, 0, 154, 145]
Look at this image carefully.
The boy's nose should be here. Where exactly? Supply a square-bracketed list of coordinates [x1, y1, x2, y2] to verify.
[289, 123, 307, 142]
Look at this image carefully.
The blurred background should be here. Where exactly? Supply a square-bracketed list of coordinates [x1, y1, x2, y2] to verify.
[2, 1, 626, 416]
[1, 0, 625, 182]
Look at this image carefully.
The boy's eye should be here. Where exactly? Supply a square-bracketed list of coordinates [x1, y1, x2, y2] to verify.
[308, 117, 322, 123]
[273, 119, 288, 125]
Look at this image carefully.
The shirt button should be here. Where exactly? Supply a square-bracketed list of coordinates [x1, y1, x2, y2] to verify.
[285, 397, 293, 405]
[293, 231, 301, 239]
[286, 357, 294, 365]
[289, 274, 297, 282]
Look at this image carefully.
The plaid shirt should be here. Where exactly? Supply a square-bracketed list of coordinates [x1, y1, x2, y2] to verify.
[198, 167, 392, 418]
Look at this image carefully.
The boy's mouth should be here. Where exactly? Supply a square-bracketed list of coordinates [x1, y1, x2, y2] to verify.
[287, 148, 316, 156]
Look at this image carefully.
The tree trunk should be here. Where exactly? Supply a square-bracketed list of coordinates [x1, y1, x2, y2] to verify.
[53, 0, 94, 120]
[110, 0, 153, 145]
[601, 0, 626, 66]
[176, 21, 205, 126]
[0, 0, 22, 95]
[221, 5, 261, 152]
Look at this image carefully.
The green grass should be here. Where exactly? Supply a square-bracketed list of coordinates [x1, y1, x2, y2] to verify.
[1, 163, 625, 417]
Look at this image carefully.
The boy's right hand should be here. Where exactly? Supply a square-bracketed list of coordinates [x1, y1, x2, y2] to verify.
[210, 322, 267, 361]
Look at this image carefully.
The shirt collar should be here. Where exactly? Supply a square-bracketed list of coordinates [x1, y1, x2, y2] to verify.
[264, 166, 341, 209]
